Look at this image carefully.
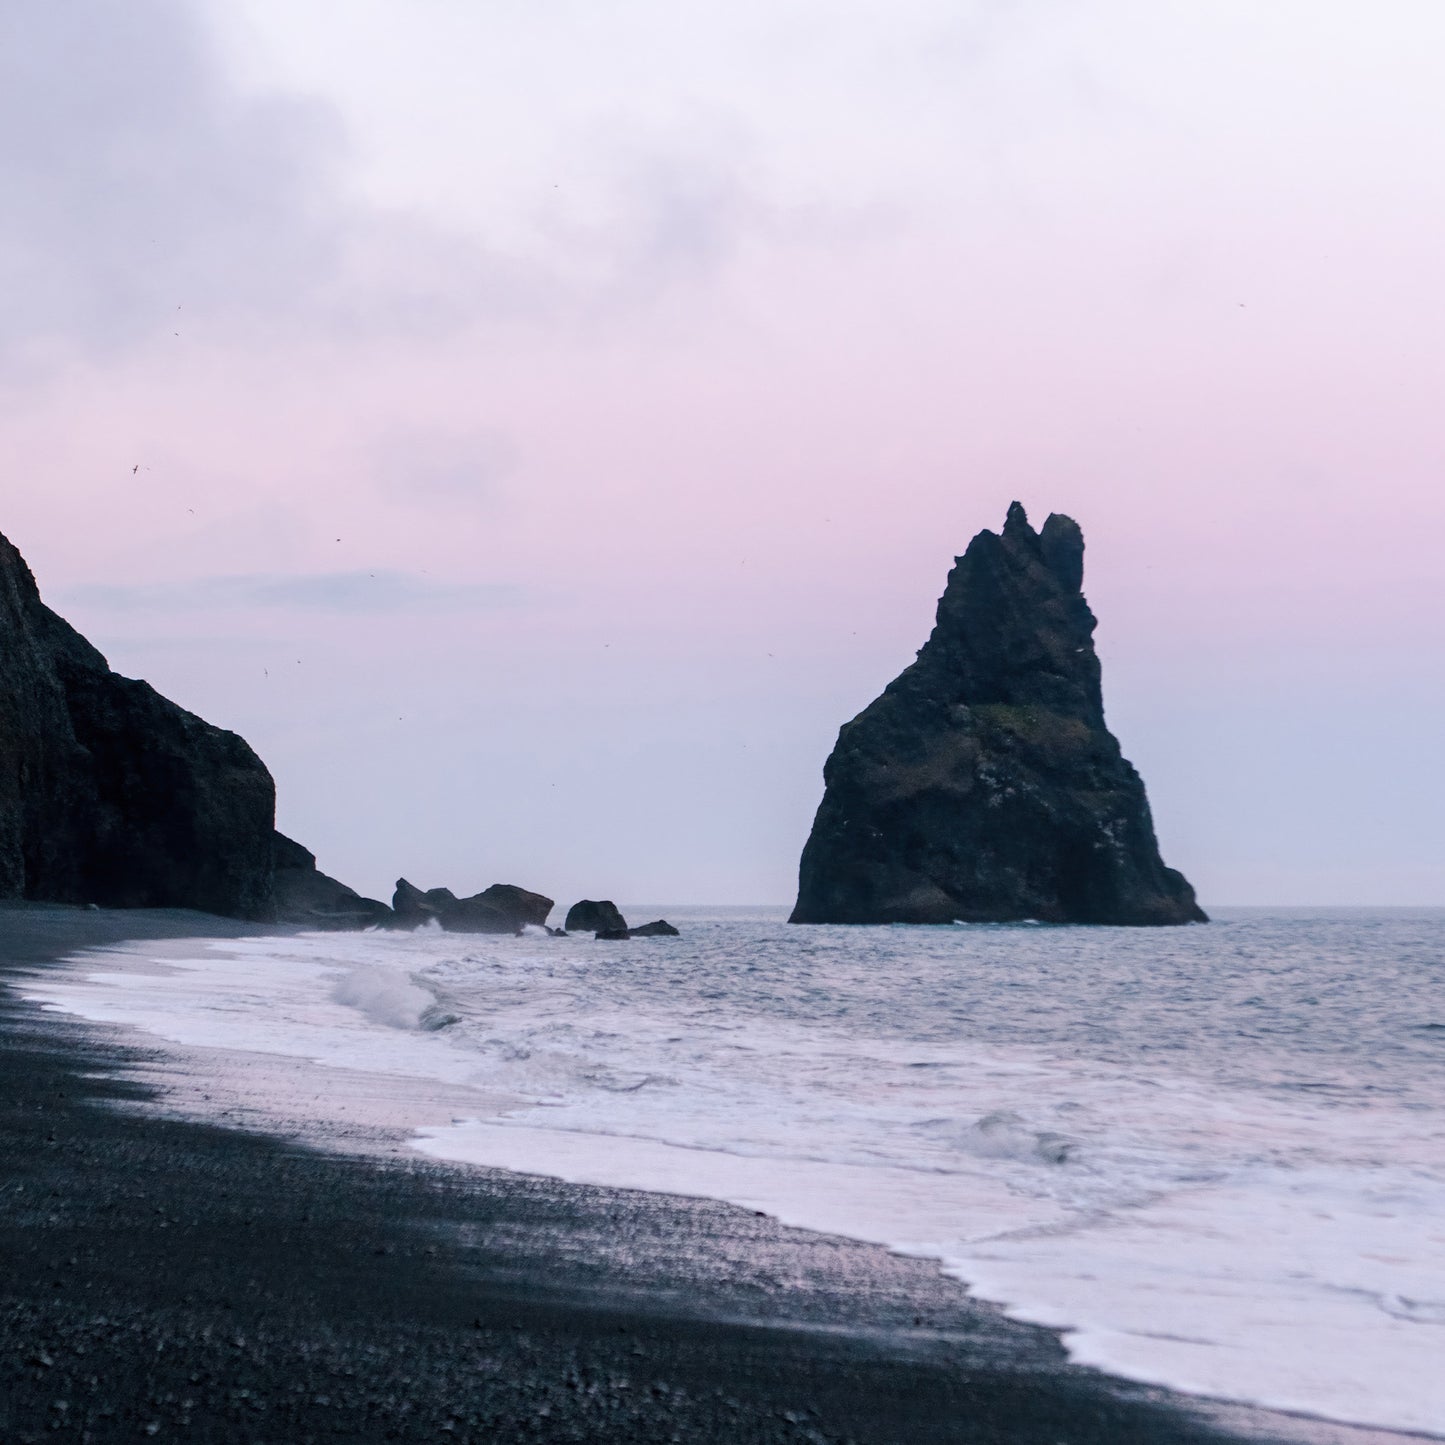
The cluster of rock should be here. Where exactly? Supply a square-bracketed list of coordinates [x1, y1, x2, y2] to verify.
[563, 900, 680, 939]
[269, 874, 682, 938]
[791, 503, 1205, 927]
[6, 503, 1203, 935]
[267, 869, 683, 938]
[0, 526, 679, 938]
[391, 878, 553, 933]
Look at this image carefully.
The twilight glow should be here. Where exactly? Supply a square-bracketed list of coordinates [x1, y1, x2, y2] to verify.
[4, 0, 1442, 904]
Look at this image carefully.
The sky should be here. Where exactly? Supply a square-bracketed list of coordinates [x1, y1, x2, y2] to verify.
[3, 1, 1443, 906]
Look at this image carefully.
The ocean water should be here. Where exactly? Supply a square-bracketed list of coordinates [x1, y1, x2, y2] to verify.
[25, 907, 1445, 1438]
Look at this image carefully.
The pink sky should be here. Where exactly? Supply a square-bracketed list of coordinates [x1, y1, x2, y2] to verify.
[4, 1, 1442, 903]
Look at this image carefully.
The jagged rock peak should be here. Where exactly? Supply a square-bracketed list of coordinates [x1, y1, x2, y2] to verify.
[790, 504, 1205, 927]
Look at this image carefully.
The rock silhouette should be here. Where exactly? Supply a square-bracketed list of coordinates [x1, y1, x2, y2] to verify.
[564, 903, 681, 939]
[0, 529, 276, 918]
[629, 919, 681, 937]
[791, 503, 1205, 926]
[0, 524, 665, 931]
[391, 878, 553, 933]
[273, 833, 392, 930]
[565, 899, 628, 934]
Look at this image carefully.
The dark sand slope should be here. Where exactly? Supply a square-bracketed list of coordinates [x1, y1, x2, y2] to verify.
[0, 908, 1411, 1444]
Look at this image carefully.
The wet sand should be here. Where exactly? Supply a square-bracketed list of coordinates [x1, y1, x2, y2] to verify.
[0, 904, 1420, 1444]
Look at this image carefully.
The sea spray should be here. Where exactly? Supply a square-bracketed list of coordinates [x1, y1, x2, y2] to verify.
[26, 906, 1445, 1437]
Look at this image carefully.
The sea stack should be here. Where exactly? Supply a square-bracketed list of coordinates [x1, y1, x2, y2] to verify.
[791, 503, 1205, 926]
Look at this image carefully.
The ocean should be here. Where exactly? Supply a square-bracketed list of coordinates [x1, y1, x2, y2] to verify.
[25, 907, 1445, 1438]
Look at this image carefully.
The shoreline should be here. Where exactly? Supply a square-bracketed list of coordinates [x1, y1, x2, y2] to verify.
[0, 904, 1425, 1444]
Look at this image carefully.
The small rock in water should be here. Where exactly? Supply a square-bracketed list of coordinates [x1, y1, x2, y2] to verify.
[566, 899, 628, 933]
[629, 919, 680, 937]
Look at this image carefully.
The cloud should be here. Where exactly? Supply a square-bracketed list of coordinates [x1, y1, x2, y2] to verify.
[0, 1, 352, 365]
[0, 3, 888, 377]
[0, 2, 583, 372]
[59, 570, 523, 615]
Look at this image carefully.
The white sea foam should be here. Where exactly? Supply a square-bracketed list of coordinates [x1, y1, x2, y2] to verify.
[23, 911, 1445, 1438]
[331, 966, 437, 1030]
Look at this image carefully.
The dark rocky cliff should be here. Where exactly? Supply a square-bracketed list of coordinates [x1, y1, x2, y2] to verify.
[0, 530, 277, 919]
[273, 832, 392, 929]
[791, 503, 1205, 926]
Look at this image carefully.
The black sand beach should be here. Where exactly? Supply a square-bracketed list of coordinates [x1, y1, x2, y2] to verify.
[0, 906, 1411, 1444]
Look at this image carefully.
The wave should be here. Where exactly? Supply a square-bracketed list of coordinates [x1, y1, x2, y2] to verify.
[23, 911, 1445, 1439]
[330, 966, 439, 1030]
